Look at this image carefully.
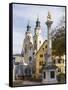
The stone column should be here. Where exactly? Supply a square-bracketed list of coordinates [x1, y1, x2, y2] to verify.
[46, 11, 53, 65]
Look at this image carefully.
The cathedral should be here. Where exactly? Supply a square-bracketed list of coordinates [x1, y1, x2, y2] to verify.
[22, 16, 46, 79]
[23, 17, 43, 64]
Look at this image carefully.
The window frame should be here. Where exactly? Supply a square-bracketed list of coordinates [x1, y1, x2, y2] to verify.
[40, 54, 43, 58]
[50, 71, 55, 79]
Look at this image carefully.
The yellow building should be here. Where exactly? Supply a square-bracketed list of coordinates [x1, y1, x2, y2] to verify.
[35, 40, 65, 79]
[35, 40, 48, 79]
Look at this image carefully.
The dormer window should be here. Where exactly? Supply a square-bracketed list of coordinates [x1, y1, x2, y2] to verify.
[33, 52, 35, 55]
[45, 45, 47, 48]
[40, 54, 43, 57]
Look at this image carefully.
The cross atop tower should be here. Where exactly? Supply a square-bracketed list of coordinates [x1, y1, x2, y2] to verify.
[36, 16, 40, 28]
[27, 21, 31, 31]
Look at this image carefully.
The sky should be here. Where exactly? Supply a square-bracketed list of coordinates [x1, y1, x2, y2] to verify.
[13, 4, 65, 54]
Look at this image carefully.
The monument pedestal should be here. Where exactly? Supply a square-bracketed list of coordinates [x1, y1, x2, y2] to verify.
[42, 65, 57, 84]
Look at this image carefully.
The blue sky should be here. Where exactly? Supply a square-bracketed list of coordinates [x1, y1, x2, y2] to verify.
[13, 4, 65, 54]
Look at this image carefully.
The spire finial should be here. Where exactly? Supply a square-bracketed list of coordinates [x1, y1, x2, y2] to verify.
[36, 15, 40, 27]
[27, 20, 31, 31]
[46, 11, 53, 26]
[47, 11, 52, 20]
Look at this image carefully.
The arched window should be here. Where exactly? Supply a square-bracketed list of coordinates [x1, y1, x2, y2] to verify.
[58, 68, 61, 72]
[25, 68, 28, 75]
[43, 72, 46, 79]
[42, 48, 44, 50]
[39, 40, 41, 44]
[29, 42, 32, 50]
[45, 45, 47, 48]
[29, 56, 32, 62]
[34, 43, 37, 50]
[25, 45, 27, 53]
[35, 40, 36, 43]
[33, 52, 35, 55]
[58, 59, 61, 63]
[40, 54, 43, 58]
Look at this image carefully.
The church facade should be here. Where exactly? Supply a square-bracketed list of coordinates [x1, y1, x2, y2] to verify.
[22, 17, 46, 79]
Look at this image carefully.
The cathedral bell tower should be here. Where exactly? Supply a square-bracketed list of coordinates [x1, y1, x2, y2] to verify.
[33, 17, 43, 52]
[23, 22, 33, 63]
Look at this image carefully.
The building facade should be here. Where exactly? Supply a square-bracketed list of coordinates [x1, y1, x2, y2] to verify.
[35, 40, 47, 79]
[23, 23, 34, 64]
[33, 17, 43, 52]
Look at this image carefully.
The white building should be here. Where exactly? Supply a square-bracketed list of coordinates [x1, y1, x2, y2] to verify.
[13, 54, 28, 80]
[23, 23, 34, 64]
[22, 18, 43, 78]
